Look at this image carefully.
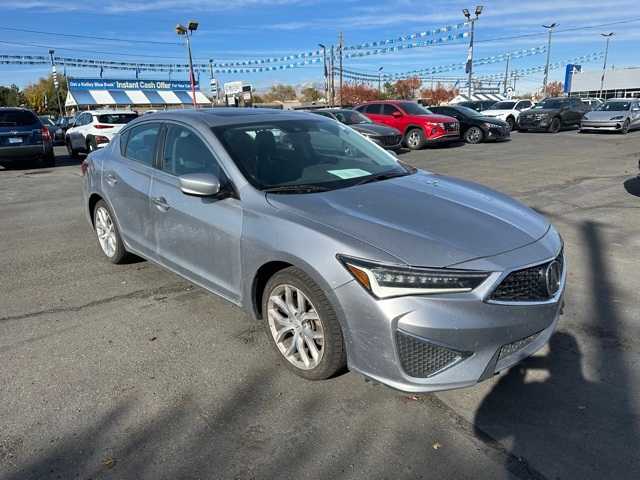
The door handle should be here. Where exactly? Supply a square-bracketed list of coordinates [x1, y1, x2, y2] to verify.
[105, 173, 118, 186]
[151, 196, 170, 211]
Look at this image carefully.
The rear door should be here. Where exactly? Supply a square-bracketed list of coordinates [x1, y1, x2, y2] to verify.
[379, 103, 405, 131]
[103, 122, 160, 258]
[361, 103, 384, 125]
[150, 122, 243, 302]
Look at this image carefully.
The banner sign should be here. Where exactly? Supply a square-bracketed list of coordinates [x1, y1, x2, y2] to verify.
[68, 78, 196, 91]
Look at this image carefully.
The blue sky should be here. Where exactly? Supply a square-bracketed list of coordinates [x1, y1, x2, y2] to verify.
[1, 0, 639, 94]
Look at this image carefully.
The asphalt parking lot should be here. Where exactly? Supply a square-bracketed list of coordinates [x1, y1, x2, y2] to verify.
[1, 130, 640, 480]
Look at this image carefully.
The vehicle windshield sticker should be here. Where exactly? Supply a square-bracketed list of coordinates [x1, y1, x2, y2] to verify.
[327, 168, 371, 179]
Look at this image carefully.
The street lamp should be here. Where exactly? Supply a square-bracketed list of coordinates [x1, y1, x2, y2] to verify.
[599, 32, 614, 99]
[542, 23, 557, 96]
[318, 43, 328, 102]
[48, 49, 64, 117]
[463, 5, 483, 99]
[176, 20, 199, 108]
[378, 67, 384, 95]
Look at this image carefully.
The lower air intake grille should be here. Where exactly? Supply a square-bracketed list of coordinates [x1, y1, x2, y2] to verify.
[396, 331, 470, 378]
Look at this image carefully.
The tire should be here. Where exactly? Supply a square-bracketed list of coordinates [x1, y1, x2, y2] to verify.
[548, 117, 561, 133]
[404, 128, 426, 150]
[262, 267, 346, 381]
[87, 137, 98, 152]
[621, 119, 630, 134]
[93, 200, 128, 264]
[42, 150, 55, 168]
[464, 126, 484, 144]
[66, 138, 80, 159]
[518, 128, 528, 133]
[506, 116, 516, 131]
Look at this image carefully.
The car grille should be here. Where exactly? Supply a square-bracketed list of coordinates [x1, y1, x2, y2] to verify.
[498, 331, 542, 361]
[381, 135, 402, 146]
[490, 249, 564, 302]
[396, 331, 470, 378]
[444, 122, 459, 132]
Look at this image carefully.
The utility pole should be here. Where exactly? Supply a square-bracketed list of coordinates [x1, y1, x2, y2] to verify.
[463, 6, 483, 100]
[338, 32, 344, 106]
[48, 50, 64, 118]
[542, 23, 557, 96]
[318, 44, 328, 103]
[599, 32, 614, 99]
[503, 53, 511, 96]
[330, 45, 335, 107]
[209, 59, 217, 105]
[378, 67, 383, 95]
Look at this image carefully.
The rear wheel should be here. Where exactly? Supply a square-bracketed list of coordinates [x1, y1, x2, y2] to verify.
[548, 117, 561, 133]
[41, 150, 55, 168]
[66, 138, 80, 159]
[263, 267, 346, 381]
[464, 126, 484, 144]
[506, 116, 516, 131]
[93, 200, 128, 264]
[404, 128, 426, 150]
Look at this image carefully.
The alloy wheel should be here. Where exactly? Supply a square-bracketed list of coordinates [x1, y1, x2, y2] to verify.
[94, 206, 117, 258]
[407, 130, 421, 148]
[466, 127, 483, 144]
[267, 284, 325, 370]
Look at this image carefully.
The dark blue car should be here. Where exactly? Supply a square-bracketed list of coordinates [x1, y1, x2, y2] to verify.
[0, 108, 55, 168]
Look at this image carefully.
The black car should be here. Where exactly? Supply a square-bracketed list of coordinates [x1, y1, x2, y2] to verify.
[518, 97, 590, 133]
[0, 108, 54, 168]
[455, 100, 497, 112]
[430, 105, 510, 144]
[310, 108, 403, 151]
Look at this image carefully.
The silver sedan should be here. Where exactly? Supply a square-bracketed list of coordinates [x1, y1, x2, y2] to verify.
[82, 109, 565, 393]
[580, 98, 640, 134]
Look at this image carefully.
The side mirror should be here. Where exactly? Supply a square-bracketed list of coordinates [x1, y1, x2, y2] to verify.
[392, 111, 403, 118]
[179, 173, 221, 197]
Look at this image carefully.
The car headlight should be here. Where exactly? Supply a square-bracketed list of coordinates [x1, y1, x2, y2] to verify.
[338, 255, 490, 299]
[610, 116, 624, 120]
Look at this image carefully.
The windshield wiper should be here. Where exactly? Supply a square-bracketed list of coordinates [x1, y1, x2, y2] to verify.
[351, 170, 410, 186]
[263, 184, 333, 194]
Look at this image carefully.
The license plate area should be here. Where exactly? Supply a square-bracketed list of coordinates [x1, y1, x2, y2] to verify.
[8, 137, 23, 144]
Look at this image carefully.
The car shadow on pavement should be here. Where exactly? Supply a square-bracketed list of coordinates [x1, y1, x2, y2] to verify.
[623, 176, 640, 197]
[473, 220, 640, 479]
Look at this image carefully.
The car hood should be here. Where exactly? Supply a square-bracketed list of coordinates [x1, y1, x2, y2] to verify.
[521, 108, 560, 116]
[266, 171, 549, 267]
[476, 116, 508, 126]
[415, 114, 457, 123]
[583, 111, 627, 121]
[481, 109, 511, 116]
[349, 123, 401, 135]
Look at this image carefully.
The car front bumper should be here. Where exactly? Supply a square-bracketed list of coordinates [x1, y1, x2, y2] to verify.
[485, 125, 511, 141]
[333, 233, 565, 393]
[580, 121, 624, 131]
[518, 117, 552, 130]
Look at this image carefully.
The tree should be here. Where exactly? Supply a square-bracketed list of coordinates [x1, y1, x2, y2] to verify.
[544, 81, 563, 97]
[263, 84, 297, 102]
[22, 75, 68, 115]
[338, 83, 380, 105]
[0, 84, 25, 107]
[393, 77, 422, 99]
[300, 86, 323, 103]
[420, 83, 458, 105]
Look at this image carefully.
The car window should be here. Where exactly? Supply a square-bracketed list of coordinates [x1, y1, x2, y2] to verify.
[492, 101, 516, 110]
[124, 123, 160, 166]
[0, 110, 39, 126]
[381, 104, 399, 116]
[516, 101, 532, 110]
[162, 125, 222, 178]
[363, 104, 381, 114]
[97, 113, 138, 124]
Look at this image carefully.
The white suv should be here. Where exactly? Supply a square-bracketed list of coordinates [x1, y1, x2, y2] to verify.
[481, 99, 534, 131]
[66, 110, 138, 157]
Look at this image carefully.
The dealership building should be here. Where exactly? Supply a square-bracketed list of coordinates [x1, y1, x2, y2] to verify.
[569, 67, 640, 98]
[65, 78, 211, 112]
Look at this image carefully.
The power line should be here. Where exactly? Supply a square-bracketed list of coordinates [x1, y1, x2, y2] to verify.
[0, 27, 181, 46]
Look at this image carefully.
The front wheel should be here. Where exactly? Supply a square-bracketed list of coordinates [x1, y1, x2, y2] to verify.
[93, 200, 128, 264]
[464, 126, 484, 144]
[404, 128, 426, 150]
[621, 119, 630, 134]
[263, 267, 346, 381]
[548, 117, 561, 133]
[66, 138, 80, 159]
[506, 116, 516, 131]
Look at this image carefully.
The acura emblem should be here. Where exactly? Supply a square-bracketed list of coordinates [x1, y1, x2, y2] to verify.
[545, 260, 561, 297]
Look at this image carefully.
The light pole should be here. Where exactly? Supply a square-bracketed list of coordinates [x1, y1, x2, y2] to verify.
[318, 43, 328, 103]
[378, 67, 384, 96]
[542, 23, 557, 96]
[176, 21, 199, 109]
[48, 49, 64, 117]
[599, 32, 614, 99]
[463, 6, 483, 100]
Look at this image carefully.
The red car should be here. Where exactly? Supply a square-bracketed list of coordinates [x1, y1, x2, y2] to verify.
[354, 100, 460, 150]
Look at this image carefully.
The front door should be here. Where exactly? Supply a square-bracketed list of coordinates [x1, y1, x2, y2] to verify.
[150, 123, 243, 303]
[103, 122, 161, 258]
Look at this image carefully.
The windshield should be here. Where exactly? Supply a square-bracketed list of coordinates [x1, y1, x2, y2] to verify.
[0, 110, 39, 127]
[490, 101, 516, 110]
[40, 116, 56, 127]
[97, 113, 138, 124]
[532, 99, 566, 109]
[213, 119, 411, 192]
[453, 106, 483, 117]
[398, 102, 432, 115]
[598, 101, 631, 111]
[332, 110, 372, 125]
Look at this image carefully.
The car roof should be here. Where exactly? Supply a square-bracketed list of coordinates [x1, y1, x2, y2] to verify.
[85, 109, 138, 115]
[127, 107, 323, 128]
